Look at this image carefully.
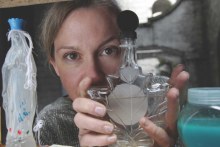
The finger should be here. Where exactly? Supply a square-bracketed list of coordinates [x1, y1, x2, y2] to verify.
[74, 113, 114, 134]
[78, 77, 92, 97]
[169, 65, 189, 90]
[174, 71, 189, 90]
[78, 129, 90, 137]
[169, 64, 185, 85]
[73, 98, 106, 117]
[165, 87, 179, 137]
[80, 133, 117, 147]
[139, 117, 173, 147]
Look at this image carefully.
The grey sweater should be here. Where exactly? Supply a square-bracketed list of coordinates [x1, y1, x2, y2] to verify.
[34, 96, 79, 146]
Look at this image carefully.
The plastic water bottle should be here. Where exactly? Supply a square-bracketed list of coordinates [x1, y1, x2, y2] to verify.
[2, 18, 37, 147]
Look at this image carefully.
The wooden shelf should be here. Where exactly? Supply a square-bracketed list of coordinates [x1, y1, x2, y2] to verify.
[0, 0, 69, 8]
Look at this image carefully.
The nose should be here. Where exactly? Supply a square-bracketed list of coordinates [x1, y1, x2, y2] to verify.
[85, 58, 106, 86]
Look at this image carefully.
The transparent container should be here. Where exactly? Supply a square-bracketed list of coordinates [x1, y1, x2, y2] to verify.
[88, 75, 168, 147]
[88, 10, 169, 147]
[2, 18, 37, 147]
[178, 87, 220, 147]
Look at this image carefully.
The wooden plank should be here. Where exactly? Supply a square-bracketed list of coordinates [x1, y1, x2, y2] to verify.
[0, 0, 70, 8]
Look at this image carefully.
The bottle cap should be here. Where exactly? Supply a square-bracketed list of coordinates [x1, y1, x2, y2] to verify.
[8, 18, 24, 30]
[117, 10, 139, 39]
[188, 87, 220, 105]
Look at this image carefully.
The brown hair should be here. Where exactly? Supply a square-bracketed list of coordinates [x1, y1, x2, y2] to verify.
[39, 0, 121, 62]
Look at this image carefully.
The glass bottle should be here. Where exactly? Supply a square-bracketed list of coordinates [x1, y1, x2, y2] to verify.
[88, 10, 169, 147]
[178, 87, 220, 147]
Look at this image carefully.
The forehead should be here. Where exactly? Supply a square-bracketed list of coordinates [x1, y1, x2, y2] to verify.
[54, 6, 119, 49]
[64, 6, 117, 29]
[58, 6, 118, 34]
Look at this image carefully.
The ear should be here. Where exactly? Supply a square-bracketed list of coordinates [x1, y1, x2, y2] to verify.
[50, 60, 60, 76]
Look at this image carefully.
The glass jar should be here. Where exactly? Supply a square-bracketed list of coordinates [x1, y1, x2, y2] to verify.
[178, 87, 220, 147]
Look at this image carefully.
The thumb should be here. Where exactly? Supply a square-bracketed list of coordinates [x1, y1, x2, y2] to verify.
[78, 77, 92, 97]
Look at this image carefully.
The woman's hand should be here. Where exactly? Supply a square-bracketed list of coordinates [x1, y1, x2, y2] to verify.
[73, 77, 117, 146]
[73, 64, 189, 147]
[139, 64, 189, 147]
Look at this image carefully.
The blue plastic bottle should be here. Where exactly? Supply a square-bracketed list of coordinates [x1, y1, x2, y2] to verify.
[178, 87, 220, 147]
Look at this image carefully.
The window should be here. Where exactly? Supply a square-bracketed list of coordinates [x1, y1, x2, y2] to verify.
[116, 0, 177, 24]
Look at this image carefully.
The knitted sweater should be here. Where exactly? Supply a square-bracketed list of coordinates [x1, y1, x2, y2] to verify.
[34, 96, 79, 147]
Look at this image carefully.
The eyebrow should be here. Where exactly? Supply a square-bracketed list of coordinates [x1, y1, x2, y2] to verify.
[56, 35, 120, 52]
[56, 46, 79, 52]
[98, 35, 120, 48]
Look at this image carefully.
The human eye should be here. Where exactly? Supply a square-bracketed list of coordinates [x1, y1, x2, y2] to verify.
[63, 52, 80, 61]
[100, 46, 121, 56]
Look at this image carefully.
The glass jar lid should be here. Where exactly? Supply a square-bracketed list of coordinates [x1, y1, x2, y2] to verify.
[188, 87, 220, 105]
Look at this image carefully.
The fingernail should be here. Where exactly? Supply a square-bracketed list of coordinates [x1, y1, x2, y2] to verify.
[107, 135, 117, 143]
[104, 125, 114, 133]
[95, 106, 105, 116]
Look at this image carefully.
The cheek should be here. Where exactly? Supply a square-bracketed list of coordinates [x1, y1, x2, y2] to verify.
[100, 58, 121, 74]
[58, 67, 83, 100]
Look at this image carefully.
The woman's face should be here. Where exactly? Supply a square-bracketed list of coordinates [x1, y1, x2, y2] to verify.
[51, 7, 121, 100]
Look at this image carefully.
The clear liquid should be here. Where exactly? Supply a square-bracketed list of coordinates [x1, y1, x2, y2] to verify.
[107, 84, 148, 126]
[106, 83, 153, 147]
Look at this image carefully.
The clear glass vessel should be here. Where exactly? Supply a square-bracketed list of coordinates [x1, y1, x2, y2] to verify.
[88, 36, 169, 147]
[178, 87, 220, 147]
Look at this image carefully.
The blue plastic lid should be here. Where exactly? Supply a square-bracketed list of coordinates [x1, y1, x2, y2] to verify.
[188, 87, 220, 105]
[8, 18, 24, 30]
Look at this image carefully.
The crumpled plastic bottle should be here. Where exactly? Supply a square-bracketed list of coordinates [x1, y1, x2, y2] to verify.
[2, 18, 37, 147]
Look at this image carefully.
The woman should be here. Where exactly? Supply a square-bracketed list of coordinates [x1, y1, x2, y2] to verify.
[36, 0, 189, 146]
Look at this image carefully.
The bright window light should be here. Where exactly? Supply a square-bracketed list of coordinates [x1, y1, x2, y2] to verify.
[116, 0, 177, 24]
